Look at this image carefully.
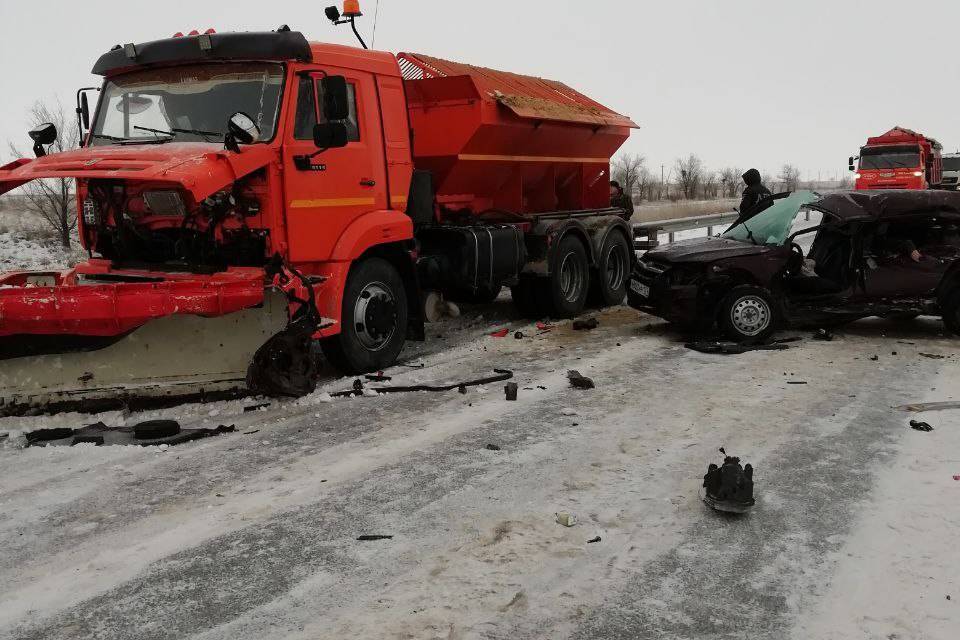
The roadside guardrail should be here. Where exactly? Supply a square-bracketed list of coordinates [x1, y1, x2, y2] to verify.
[632, 210, 740, 250]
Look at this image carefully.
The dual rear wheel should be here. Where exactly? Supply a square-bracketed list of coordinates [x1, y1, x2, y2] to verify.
[510, 231, 631, 319]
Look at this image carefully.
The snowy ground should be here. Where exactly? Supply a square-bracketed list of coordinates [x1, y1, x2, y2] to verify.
[0, 231, 84, 271]
[1, 295, 958, 639]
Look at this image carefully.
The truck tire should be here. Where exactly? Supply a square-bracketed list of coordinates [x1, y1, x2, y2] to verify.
[941, 288, 960, 336]
[717, 285, 779, 342]
[594, 230, 631, 306]
[548, 234, 590, 318]
[322, 258, 408, 374]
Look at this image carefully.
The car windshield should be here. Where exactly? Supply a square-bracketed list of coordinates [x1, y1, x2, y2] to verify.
[90, 62, 284, 145]
[722, 191, 820, 246]
[859, 145, 921, 170]
[943, 157, 960, 171]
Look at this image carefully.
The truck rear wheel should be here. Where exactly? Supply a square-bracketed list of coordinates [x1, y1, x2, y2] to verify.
[322, 258, 408, 374]
[548, 234, 590, 318]
[594, 230, 631, 306]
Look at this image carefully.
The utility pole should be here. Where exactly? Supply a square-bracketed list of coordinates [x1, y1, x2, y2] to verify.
[660, 164, 665, 200]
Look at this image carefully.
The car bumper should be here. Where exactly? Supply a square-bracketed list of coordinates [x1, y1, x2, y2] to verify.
[627, 263, 700, 325]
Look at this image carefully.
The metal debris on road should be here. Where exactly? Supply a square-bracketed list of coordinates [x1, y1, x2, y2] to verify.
[587, 536, 601, 543]
[490, 328, 510, 338]
[555, 512, 577, 527]
[243, 402, 272, 413]
[919, 353, 947, 359]
[514, 331, 524, 339]
[485, 443, 501, 451]
[909, 420, 934, 432]
[333, 369, 514, 398]
[357, 535, 394, 541]
[896, 401, 960, 413]
[504, 382, 519, 401]
[786, 381, 808, 385]
[813, 328, 834, 341]
[701, 455, 755, 514]
[24, 421, 236, 448]
[685, 341, 789, 355]
[567, 370, 595, 389]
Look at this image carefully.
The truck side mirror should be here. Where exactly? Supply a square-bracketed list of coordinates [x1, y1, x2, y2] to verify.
[224, 112, 260, 152]
[321, 76, 350, 121]
[313, 122, 348, 149]
[848, 156, 855, 172]
[29, 123, 57, 157]
[80, 93, 91, 130]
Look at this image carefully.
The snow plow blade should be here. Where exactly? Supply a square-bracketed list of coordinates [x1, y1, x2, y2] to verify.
[0, 261, 292, 416]
[0, 290, 288, 416]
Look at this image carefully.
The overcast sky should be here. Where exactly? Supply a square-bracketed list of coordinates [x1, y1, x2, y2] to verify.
[2, 0, 959, 181]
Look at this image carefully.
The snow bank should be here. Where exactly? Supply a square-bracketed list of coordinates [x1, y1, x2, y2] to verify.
[0, 232, 83, 271]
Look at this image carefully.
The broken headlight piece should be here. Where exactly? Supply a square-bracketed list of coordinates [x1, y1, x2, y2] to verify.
[143, 190, 187, 217]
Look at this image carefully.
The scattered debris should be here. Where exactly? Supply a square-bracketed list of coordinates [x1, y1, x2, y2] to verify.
[24, 421, 236, 448]
[896, 401, 960, 413]
[357, 535, 393, 541]
[485, 443, 501, 451]
[560, 408, 577, 416]
[535, 321, 554, 332]
[813, 329, 834, 341]
[555, 512, 577, 527]
[870, 355, 879, 361]
[490, 328, 510, 338]
[514, 331, 524, 339]
[701, 455, 755, 514]
[909, 420, 934, 432]
[587, 536, 601, 544]
[685, 341, 789, 355]
[458, 384, 467, 394]
[332, 369, 514, 398]
[243, 429, 261, 435]
[77, 371, 95, 382]
[567, 370, 595, 390]
[572, 318, 599, 331]
[365, 372, 392, 382]
[786, 381, 808, 385]
[504, 382, 519, 401]
[919, 352, 946, 359]
[954, 475, 960, 482]
[243, 402, 272, 413]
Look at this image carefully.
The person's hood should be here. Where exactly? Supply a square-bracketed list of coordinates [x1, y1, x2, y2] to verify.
[0, 142, 276, 203]
[645, 236, 771, 264]
[742, 168, 762, 186]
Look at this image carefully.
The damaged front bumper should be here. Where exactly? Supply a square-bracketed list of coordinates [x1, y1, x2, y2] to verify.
[627, 260, 725, 328]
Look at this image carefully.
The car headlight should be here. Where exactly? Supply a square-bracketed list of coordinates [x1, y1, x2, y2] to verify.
[143, 190, 187, 216]
[854, 173, 862, 179]
[913, 171, 923, 177]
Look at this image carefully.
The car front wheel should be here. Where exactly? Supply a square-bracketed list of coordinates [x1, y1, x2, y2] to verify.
[718, 285, 779, 342]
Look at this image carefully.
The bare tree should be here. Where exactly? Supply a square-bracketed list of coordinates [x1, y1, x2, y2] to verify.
[612, 153, 646, 204]
[7, 100, 78, 247]
[719, 167, 742, 198]
[761, 172, 774, 192]
[701, 171, 721, 199]
[673, 154, 704, 200]
[778, 164, 802, 192]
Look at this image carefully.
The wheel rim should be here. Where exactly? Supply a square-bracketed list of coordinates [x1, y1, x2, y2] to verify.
[605, 244, 626, 292]
[354, 281, 398, 351]
[730, 295, 771, 336]
[559, 252, 585, 303]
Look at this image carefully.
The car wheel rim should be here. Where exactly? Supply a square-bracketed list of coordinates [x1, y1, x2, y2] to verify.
[559, 252, 584, 303]
[605, 245, 626, 292]
[354, 281, 398, 351]
[730, 295, 771, 336]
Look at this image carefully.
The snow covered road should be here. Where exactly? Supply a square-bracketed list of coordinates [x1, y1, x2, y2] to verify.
[1, 303, 958, 639]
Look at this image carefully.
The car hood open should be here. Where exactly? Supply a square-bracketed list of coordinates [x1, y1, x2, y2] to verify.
[0, 142, 274, 202]
[645, 236, 772, 264]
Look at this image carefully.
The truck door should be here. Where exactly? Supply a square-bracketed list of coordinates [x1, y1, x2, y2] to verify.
[282, 66, 387, 263]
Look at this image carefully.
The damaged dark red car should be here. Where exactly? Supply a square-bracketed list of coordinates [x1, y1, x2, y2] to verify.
[628, 190, 960, 340]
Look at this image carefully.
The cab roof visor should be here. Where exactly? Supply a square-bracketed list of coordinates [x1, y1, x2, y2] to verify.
[92, 30, 313, 76]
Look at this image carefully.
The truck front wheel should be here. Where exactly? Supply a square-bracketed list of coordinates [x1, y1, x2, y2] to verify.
[322, 258, 408, 374]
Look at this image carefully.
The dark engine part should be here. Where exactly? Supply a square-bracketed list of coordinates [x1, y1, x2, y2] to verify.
[416, 224, 526, 294]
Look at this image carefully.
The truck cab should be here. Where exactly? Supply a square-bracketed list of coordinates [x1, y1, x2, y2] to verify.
[941, 153, 960, 191]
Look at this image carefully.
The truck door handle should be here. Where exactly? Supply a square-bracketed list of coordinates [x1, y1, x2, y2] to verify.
[360, 179, 376, 187]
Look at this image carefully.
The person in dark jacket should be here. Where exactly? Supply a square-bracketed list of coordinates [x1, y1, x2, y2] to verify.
[610, 180, 634, 220]
[739, 168, 772, 217]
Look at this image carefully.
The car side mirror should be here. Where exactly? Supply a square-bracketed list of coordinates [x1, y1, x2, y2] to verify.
[313, 122, 348, 150]
[321, 75, 349, 121]
[224, 112, 260, 152]
[29, 123, 57, 157]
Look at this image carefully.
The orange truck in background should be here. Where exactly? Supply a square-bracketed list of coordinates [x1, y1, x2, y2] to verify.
[849, 127, 943, 190]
